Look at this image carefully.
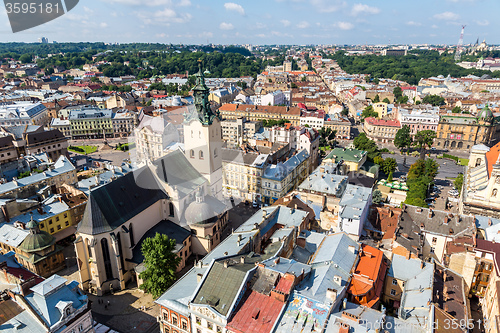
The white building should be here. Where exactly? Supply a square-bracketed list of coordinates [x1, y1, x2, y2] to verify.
[134, 114, 180, 163]
[338, 184, 372, 237]
[0, 102, 48, 127]
[397, 107, 439, 136]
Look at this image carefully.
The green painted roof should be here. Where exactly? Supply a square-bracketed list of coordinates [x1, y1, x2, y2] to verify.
[19, 230, 55, 253]
[325, 147, 366, 163]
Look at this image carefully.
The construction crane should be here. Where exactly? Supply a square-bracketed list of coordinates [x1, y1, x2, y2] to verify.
[454, 25, 466, 62]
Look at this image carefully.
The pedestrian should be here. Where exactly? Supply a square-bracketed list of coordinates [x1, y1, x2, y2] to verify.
[107, 300, 110, 306]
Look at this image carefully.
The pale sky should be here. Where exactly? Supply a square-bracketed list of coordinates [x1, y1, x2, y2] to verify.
[0, 0, 497, 45]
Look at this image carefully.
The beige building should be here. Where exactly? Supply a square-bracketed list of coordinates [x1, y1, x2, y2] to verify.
[363, 117, 401, 143]
[218, 104, 301, 126]
[221, 149, 267, 202]
[221, 117, 262, 147]
[435, 106, 500, 150]
[324, 116, 352, 139]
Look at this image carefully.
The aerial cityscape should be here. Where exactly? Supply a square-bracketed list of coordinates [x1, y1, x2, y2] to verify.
[1, 1, 500, 333]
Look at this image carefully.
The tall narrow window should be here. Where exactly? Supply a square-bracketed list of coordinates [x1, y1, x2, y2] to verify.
[190, 150, 194, 158]
[129, 224, 135, 247]
[199, 150, 204, 159]
[101, 238, 114, 281]
[86, 239, 92, 259]
[169, 202, 175, 217]
[116, 232, 125, 273]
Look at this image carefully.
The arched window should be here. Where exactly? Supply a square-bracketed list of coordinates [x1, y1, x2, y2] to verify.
[190, 150, 194, 158]
[65, 308, 71, 316]
[476, 158, 482, 167]
[493, 189, 498, 197]
[101, 238, 114, 281]
[129, 224, 135, 247]
[199, 150, 204, 159]
[86, 239, 92, 259]
[116, 232, 125, 273]
[169, 202, 175, 217]
[214, 148, 217, 157]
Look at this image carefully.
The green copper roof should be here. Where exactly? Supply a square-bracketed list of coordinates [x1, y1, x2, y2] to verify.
[187, 61, 220, 126]
[325, 147, 367, 163]
[477, 104, 494, 122]
[19, 230, 55, 253]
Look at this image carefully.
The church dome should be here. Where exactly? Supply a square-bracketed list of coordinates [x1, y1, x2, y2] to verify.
[184, 191, 217, 225]
[19, 219, 55, 253]
[477, 105, 494, 122]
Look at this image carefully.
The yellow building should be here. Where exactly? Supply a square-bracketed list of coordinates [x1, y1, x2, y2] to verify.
[322, 147, 367, 173]
[435, 106, 500, 150]
[12, 199, 73, 238]
[372, 102, 388, 118]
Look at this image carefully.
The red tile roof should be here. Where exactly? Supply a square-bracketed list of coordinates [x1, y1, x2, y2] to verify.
[227, 291, 285, 333]
[364, 117, 401, 127]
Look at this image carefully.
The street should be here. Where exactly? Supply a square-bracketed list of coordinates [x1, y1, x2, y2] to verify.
[383, 153, 465, 181]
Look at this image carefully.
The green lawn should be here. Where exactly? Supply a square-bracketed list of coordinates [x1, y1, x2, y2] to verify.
[458, 158, 469, 166]
[68, 145, 98, 154]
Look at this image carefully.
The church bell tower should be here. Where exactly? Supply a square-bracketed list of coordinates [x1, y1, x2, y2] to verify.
[183, 61, 223, 199]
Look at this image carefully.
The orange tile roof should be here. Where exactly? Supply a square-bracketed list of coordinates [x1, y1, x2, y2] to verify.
[486, 142, 500, 177]
[348, 245, 385, 297]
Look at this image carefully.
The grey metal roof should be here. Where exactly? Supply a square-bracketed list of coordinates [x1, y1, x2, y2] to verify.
[388, 254, 429, 281]
[129, 220, 191, 264]
[0, 224, 29, 248]
[299, 167, 347, 197]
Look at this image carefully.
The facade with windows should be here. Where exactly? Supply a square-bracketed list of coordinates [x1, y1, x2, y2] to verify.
[435, 107, 500, 151]
[221, 149, 268, 202]
[0, 102, 49, 127]
[261, 149, 310, 205]
[0, 275, 94, 333]
[0, 155, 77, 200]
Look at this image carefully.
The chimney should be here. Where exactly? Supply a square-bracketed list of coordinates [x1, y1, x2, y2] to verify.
[488, 218, 492, 226]
[326, 288, 337, 301]
[274, 257, 280, 265]
[444, 217, 449, 225]
[240, 256, 245, 264]
[223, 260, 229, 268]
[197, 273, 203, 283]
[428, 209, 433, 219]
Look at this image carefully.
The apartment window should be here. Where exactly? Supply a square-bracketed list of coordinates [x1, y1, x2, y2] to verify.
[40, 223, 44, 228]
[49, 219, 53, 225]
[390, 289, 396, 296]
[196, 317, 201, 325]
[207, 322, 213, 330]
[430, 247, 435, 254]
[171, 315, 177, 326]
[392, 279, 397, 285]
[65, 221, 69, 226]
[181, 320, 187, 330]
[64, 213, 68, 218]
[190, 150, 194, 158]
[56, 216, 60, 222]
[216, 326, 222, 333]
[199, 150, 204, 159]
[57, 225, 62, 230]
[432, 237, 437, 244]
[50, 228, 54, 233]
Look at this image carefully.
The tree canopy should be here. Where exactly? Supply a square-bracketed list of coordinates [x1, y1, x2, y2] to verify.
[404, 158, 439, 208]
[422, 94, 445, 106]
[139, 232, 181, 298]
[394, 125, 413, 153]
[353, 132, 380, 161]
[413, 130, 437, 159]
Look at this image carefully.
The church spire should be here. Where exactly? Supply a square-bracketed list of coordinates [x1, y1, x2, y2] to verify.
[189, 60, 219, 126]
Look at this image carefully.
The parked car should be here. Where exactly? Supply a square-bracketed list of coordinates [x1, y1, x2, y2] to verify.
[252, 201, 259, 208]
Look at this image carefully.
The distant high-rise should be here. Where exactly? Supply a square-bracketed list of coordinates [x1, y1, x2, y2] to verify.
[38, 37, 48, 43]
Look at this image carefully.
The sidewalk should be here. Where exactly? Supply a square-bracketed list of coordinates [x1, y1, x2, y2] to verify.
[89, 285, 159, 333]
